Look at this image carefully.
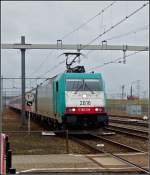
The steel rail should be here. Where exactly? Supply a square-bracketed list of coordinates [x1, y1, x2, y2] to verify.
[105, 127, 148, 140]
[108, 114, 146, 120]
[109, 118, 148, 127]
[108, 124, 148, 136]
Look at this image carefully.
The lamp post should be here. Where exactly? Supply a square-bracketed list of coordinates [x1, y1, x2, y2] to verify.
[130, 80, 141, 98]
[121, 85, 125, 99]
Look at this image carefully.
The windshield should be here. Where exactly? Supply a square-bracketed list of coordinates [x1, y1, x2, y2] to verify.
[66, 79, 103, 91]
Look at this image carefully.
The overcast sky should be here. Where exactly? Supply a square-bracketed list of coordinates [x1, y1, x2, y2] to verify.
[1, 1, 149, 97]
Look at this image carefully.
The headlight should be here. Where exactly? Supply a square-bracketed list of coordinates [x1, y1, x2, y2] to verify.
[82, 94, 87, 98]
[95, 108, 99, 111]
[72, 108, 76, 112]
[95, 107, 103, 112]
[66, 107, 76, 112]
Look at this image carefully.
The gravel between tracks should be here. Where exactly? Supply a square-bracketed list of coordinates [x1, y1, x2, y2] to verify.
[73, 135, 136, 153]
[97, 132, 148, 152]
[93, 128, 148, 152]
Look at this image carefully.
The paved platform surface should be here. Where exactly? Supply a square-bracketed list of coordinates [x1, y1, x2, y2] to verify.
[12, 153, 149, 174]
[13, 154, 98, 172]
[17, 173, 129, 175]
[17, 173, 120, 175]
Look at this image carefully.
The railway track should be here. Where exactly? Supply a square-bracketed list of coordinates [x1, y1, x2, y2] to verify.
[106, 124, 148, 139]
[108, 114, 146, 121]
[61, 131, 144, 154]
[69, 133, 148, 174]
[69, 133, 143, 153]
[89, 133, 143, 153]
[109, 117, 148, 127]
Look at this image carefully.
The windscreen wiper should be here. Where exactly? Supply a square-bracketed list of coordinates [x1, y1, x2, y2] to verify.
[74, 81, 83, 94]
[84, 82, 94, 94]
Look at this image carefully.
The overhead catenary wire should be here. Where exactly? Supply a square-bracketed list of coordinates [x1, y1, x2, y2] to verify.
[40, 44, 148, 80]
[40, 53, 88, 78]
[39, 59, 66, 78]
[42, 2, 149, 74]
[29, 49, 69, 78]
[29, 1, 117, 78]
[87, 49, 147, 72]
[80, 2, 149, 51]
[36, 2, 118, 79]
[30, 2, 149, 86]
[85, 25, 148, 56]
[60, 1, 117, 40]
[28, 50, 55, 77]
[28, 53, 65, 87]
[104, 25, 148, 41]
[42, 49, 146, 78]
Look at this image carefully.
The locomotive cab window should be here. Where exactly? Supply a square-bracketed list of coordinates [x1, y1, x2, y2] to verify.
[66, 79, 103, 91]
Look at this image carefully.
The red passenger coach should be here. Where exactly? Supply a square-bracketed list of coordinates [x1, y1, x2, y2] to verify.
[9, 96, 33, 112]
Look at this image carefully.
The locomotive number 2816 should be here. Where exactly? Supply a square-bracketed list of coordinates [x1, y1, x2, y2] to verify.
[80, 100, 91, 105]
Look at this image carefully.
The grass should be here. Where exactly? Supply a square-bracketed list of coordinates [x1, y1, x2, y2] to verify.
[106, 99, 148, 105]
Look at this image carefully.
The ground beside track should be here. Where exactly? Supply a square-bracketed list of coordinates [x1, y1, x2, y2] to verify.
[2, 107, 91, 154]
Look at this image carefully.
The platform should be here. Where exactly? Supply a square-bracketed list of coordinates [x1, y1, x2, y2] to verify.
[12, 152, 148, 174]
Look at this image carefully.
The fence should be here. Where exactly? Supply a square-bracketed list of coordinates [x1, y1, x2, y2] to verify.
[106, 99, 148, 116]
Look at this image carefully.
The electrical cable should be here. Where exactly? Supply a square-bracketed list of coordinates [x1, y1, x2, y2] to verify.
[29, 1, 117, 78]
[39, 59, 66, 78]
[104, 25, 148, 41]
[80, 2, 149, 51]
[31, 2, 149, 86]
[87, 49, 147, 71]
[28, 50, 54, 77]
[41, 52, 87, 78]
[85, 25, 148, 56]
[60, 1, 117, 40]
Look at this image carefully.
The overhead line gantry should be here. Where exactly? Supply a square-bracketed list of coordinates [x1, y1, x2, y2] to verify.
[2, 43, 149, 51]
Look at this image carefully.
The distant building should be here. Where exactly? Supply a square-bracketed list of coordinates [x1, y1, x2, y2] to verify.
[127, 95, 139, 100]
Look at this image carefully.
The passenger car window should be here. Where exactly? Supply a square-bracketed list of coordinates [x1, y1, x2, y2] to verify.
[56, 81, 58, 92]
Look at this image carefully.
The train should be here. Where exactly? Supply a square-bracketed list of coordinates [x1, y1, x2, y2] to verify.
[9, 72, 109, 129]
